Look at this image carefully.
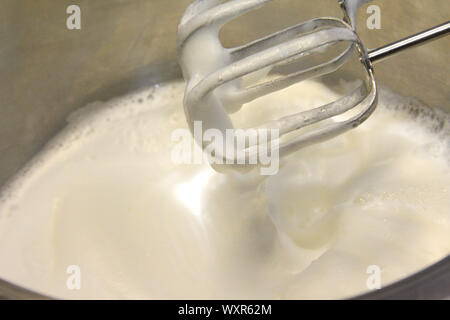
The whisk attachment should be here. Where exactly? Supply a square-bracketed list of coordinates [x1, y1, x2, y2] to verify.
[177, 0, 448, 172]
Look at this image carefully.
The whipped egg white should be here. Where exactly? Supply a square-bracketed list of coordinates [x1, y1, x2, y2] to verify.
[0, 80, 449, 299]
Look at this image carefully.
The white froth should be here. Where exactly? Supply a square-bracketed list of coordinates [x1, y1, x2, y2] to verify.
[0, 80, 449, 299]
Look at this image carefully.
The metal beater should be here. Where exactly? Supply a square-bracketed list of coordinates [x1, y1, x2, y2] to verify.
[177, 0, 449, 167]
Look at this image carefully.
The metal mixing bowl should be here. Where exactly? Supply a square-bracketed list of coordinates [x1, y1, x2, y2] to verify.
[0, 0, 449, 299]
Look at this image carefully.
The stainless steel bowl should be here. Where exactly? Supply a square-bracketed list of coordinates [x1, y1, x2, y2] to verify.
[0, 0, 449, 299]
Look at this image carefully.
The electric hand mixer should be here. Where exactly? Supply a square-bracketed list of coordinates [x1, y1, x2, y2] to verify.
[177, 0, 449, 171]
